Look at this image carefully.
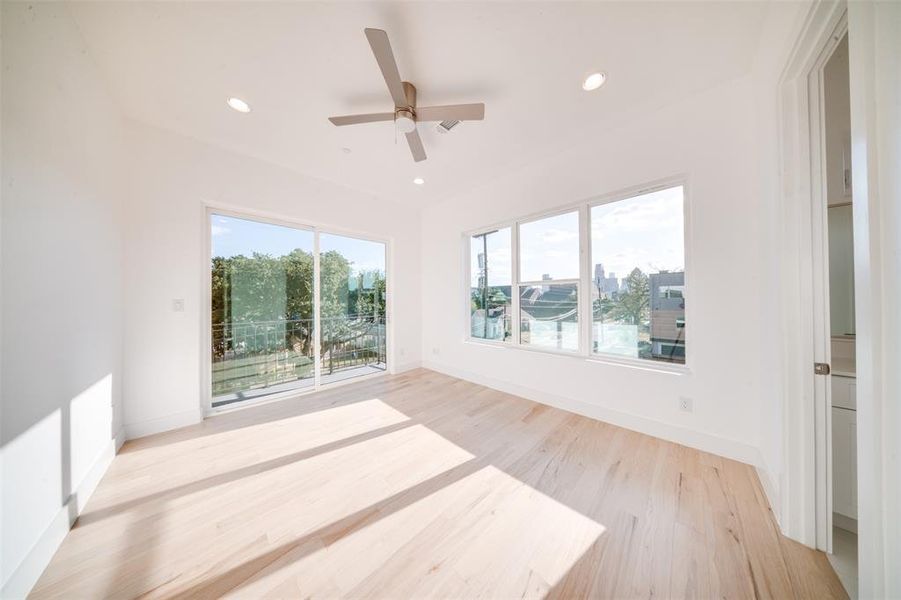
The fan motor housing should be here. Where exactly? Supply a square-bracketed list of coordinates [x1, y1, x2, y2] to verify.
[401, 81, 416, 108]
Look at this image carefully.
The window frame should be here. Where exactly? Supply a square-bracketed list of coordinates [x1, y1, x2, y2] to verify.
[202, 204, 394, 416]
[467, 226, 514, 344]
[462, 176, 691, 372]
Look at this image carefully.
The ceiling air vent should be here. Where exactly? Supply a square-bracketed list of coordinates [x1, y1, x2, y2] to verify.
[436, 119, 461, 134]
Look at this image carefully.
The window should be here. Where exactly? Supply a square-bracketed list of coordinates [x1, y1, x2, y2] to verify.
[210, 212, 388, 408]
[518, 211, 580, 282]
[469, 228, 512, 341]
[518, 211, 580, 351]
[465, 181, 687, 368]
[590, 185, 685, 363]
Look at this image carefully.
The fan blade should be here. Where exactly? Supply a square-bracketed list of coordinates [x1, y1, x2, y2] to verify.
[364, 28, 408, 108]
[328, 113, 394, 126]
[405, 128, 427, 162]
[416, 103, 485, 122]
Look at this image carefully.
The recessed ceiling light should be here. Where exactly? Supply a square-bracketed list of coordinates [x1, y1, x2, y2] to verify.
[582, 72, 607, 91]
[413, 177, 425, 185]
[227, 97, 251, 113]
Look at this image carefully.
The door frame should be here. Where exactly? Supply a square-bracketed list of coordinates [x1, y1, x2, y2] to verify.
[200, 203, 393, 416]
[776, 0, 847, 551]
[809, 15, 850, 555]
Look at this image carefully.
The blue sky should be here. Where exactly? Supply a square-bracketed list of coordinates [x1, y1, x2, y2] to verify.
[211, 214, 385, 273]
[470, 186, 684, 286]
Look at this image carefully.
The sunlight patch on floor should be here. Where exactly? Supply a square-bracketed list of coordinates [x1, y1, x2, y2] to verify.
[114, 397, 409, 470]
[228, 465, 605, 599]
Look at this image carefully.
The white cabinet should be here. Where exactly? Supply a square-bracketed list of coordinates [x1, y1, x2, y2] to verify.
[832, 375, 857, 522]
[832, 404, 857, 520]
[831, 375, 856, 409]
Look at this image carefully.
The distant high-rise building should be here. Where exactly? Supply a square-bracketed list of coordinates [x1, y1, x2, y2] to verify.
[593, 263, 619, 298]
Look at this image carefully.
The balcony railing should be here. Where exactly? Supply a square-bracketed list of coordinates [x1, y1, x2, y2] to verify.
[211, 314, 386, 398]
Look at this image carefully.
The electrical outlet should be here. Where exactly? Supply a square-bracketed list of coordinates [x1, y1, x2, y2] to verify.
[678, 396, 693, 413]
[172, 299, 185, 312]
[432, 347, 440, 356]
[400, 348, 406, 357]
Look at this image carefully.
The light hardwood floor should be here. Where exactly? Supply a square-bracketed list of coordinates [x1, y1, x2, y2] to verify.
[31, 369, 846, 599]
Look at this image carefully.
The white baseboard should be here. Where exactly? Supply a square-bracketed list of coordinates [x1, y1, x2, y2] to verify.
[421, 361, 761, 467]
[124, 407, 202, 440]
[1, 428, 125, 599]
[756, 464, 783, 530]
[391, 360, 422, 375]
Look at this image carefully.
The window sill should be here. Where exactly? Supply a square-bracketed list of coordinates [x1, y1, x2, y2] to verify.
[463, 338, 690, 375]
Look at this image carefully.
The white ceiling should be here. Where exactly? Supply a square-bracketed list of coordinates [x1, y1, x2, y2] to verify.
[70, 1, 775, 207]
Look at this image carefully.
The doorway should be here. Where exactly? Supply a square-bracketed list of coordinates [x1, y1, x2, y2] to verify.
[818, 31, 859, 598]
[207, 210, 388, 409]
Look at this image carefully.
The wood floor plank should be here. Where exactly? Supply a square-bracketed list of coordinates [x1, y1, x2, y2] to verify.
[30, 369, 846, 599]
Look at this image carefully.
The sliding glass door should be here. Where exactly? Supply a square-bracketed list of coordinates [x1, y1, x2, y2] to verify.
[209, 212, 387, 408]
[319, 233, 387, 385]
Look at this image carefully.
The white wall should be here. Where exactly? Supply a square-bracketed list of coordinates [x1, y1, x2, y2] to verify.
[120, 120, 422, 438]
[848, 2, 901, 596]
[420, 75, 773, 466]
[1, 3, 125, 595]
[747, 0, 812, 531]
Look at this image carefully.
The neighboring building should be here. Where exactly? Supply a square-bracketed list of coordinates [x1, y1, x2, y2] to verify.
[649, 271, 686, 362]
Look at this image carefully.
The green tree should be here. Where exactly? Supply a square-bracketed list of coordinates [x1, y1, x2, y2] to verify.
[609, 267, 650, 326]
[211, 249, 387, 374]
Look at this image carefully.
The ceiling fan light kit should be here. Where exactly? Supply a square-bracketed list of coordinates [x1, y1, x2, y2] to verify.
[328, 28, 486, 162]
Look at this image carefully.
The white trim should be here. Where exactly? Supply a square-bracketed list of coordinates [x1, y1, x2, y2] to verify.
[391, 361, 422, 374]
[1, 430, 125, 599]
[757, 465, 784, 530]
[776, 0, 848, 549]
[124, 408, 203, 440]
[579, 203, 592, 358]
[463, 338, 690, 376]
[421, 362, 759, 466]
[511, 223, 521, 345]
[206, 369, 388, 418]
[584, 353, 690, 375]
[518, 278, 580, 286]
[808, 15, 848, 554]
[313, 229, 322, 385]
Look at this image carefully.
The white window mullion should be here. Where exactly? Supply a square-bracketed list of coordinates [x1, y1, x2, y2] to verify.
[512, 222, 521, 345]
[579, 204, 592, 356]
[313, 230, 322, 388]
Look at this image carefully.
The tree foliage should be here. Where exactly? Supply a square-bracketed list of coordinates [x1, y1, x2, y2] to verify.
[606, 267, 650, 326]
[211, 250, 385, 361]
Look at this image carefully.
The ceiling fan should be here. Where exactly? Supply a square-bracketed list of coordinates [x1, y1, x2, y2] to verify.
[328, 28, 486, 162]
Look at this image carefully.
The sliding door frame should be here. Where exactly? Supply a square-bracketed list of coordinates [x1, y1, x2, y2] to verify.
[201, 203, 393, 416]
